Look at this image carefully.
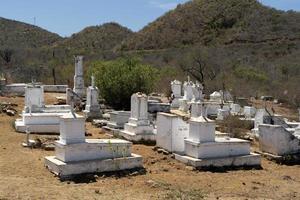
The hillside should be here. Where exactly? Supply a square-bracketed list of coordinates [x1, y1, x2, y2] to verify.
[0, 17, 62, 49]
[54, 23, 133, 53]
[120, 0, 300, 50]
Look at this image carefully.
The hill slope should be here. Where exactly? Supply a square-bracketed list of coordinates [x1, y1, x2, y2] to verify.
[0, 17, 62, 49]
[54, 22, 133, 53]
[120, 0, 300, 50]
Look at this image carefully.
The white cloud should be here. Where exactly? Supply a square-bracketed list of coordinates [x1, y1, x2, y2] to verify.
[149, 1, 179, 10]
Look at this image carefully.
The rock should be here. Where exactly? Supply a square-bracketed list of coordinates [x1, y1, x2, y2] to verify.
[152, 146, 159, 151]
[130, 171, 139, 176]
[43, 144, 55, 151]
[92, 119, 108, 128]
[185, 166, 196, 171]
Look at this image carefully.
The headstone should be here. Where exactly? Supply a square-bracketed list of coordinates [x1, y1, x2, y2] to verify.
[120, 93, 155, 142]
[216, 109, 230, 120]
[84, 76, 101, 120]
[243, 106, 256, 119]
[210, 91, 222, 103]
[24, 84, 44, 112]
[179, 81, 194, 112]
[192, 82, 204, 102]
[230, 103, 241, 115]
[171, 80, 182, 108]
[73, 56, 85, 98]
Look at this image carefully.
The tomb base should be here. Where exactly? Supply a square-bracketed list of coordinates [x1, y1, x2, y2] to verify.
[120, 122, 155, 142]
[174, 153, 261, 168]
[45, 153, 142, 179]
[184, 138, 251, 159]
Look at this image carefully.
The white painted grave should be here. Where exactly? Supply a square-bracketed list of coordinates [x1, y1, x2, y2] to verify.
[45, 113, 143, 179]
[175, 103, 261, 168]
[107, 111, 131, 129]
[120, 93, 155, 142]
[84, 76, 101, 120]
[15, 84, 71, 133]
[156, 113, 189, 153]
[73, 56, 85, 98]
[171, 80, 182, 108]
[179, 80, 194, 112]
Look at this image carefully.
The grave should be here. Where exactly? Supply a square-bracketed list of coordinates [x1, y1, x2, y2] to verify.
[175, 103, 261, 168]
[83, 76, 101, 120]
[120, 93, 155, 142]
[45, 112, 143, 179]
[179, 80, 194, 112]
[216, 109, 230, 120]
[156, 112, 189, 153]
[73, 56, 85, 98]
[170, 80, 182, 108]
[15, 83, 71, 133]
[230, 103, 241, 115]
[106, 111, 131, 130]
[259, 124, 300, 161]
[243, 106, 256, 119]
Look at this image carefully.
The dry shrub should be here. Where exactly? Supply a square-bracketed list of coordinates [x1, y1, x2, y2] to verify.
[218, 115, 253, 139]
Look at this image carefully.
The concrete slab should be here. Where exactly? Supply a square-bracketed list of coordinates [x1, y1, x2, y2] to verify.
[45, 153, 143, 179]
[174, 153, 261, 168]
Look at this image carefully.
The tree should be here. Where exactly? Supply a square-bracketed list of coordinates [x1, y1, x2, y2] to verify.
[179, 47, 219, 84]
[0, 48, 13, 64]
[90, 57, 158, 110]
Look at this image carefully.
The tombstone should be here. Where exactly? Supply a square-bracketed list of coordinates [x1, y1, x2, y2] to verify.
[84, 76, 101, 120]
[243, 106, 256, 119]
[192, 82, 204, 102]
[210, 91, 222, 103]
[259, 124, 300, 160]
[175, 105, 261, 168]
[45, 113, 143, 179]
[190, 102, 206, 118]
[170, 80, 182, 108]
[156, 113, 189, 153]
[216, 109, 230, 120]
[179, 80, 194, 112]
[120, 93, 155, 142]
[24, 84, 44, 112]
[73, 56, 85, 98]
[230, 103, 241, 115]
[106, 111, 131, 130]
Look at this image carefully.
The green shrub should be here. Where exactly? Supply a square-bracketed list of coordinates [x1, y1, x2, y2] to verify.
[89, 57, 158, 110]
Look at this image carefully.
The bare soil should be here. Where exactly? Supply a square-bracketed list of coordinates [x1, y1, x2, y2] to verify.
[0, 94, 299, 200]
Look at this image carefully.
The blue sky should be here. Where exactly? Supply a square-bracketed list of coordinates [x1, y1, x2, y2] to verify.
[0, 0, 299, 37]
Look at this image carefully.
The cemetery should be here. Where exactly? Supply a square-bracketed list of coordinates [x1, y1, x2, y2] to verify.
[0, 62, 299, 199]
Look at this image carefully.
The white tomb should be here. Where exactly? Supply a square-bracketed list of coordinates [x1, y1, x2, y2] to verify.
[170, 80, 182, 108]
[45, 113, 143, 179]
[243, 106, 256, 119]
[106, 111, 131, 129]
[15, 84, 71, 133]
[216, 109, 230, 120]
[259, 124, 300, 159]
[120, 93, 155, 142]
[192, 82, 204, 103]
[179, 80, 194, 112]
[156, 113, 189, 153]
[84, 76, 101, 120]
[230, 103, 242, 115]
[175, 103, 261, 168]
[73, 56, 85, 98]
[209, 91, 222, 103]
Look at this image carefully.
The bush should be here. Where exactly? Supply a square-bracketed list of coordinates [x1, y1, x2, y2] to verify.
[90, 57, 158, 110]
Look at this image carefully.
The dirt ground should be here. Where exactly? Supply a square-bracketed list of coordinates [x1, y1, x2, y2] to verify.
[0, 94, 300, 200]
